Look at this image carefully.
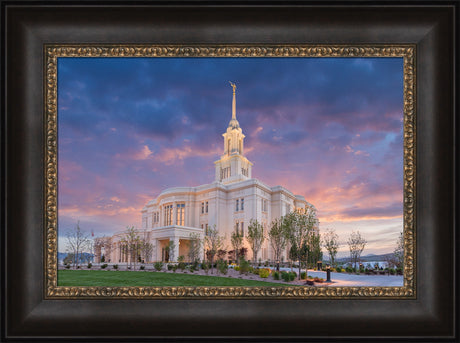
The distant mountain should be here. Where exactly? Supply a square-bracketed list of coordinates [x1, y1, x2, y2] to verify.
[57, 252, 94, 262]
[335, 253, 393, 263]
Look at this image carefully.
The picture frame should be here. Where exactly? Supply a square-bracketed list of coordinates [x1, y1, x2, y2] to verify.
[47, 44, 414, 298]
[2, 1, 456, 341]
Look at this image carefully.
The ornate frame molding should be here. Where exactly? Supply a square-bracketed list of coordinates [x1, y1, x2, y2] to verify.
[45, 45, 415, 299]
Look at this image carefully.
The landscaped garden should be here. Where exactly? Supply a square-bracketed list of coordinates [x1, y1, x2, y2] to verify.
[57, 269, 296, 287]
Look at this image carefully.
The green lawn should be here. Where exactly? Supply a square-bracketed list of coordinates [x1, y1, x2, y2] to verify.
[58, 270, 290, 287]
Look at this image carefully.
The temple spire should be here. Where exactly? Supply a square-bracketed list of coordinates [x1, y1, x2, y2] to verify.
[228, 81, 240, 129]
[229, 81, 237, 120]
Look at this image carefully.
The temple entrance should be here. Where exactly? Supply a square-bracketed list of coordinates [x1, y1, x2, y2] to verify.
[158, 239, 171, 262]
[161, 247, 170, 262]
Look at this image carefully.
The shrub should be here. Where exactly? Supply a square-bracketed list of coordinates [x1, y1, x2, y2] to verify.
[190, 261, 199, 272]
[178, 256, 186, 270]
[87, 263, 92, 269]
[259, 269, 270, 278]
[281, 271, 296, 282]
[101, 263, 108, 269]
[154, 262, 163, 271]
[273, 271, 280, 280]
[345, 266, 353, 273]
[239, 258, 251, 274]
[172, 264, 178, 273]
[335, 266, 342, 273]
[77, 266, 81, 269]
[389, 268, 396, 275]
[113, 264, 118, 270]
[234, 266, 240, 271]
[65, 264, 70, 269]
[300, 271, 307, 280]
[202, 261, 210, 274]
[140, 265, 145, 270]
[167, 264, 174, 271]
[217, 259, 228, 275]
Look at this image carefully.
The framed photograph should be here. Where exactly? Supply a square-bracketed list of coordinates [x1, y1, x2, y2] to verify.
[49, 46, 413, 298]
[2, 1, 456, 341]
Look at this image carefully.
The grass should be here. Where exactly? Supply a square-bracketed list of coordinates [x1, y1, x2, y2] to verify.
[58, 270, 292, 287]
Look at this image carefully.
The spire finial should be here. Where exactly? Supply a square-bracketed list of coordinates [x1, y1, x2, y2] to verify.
[229, 81, 237, 120]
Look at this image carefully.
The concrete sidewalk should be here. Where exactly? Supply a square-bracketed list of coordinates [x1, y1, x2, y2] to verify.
[303, 269, 404, 287]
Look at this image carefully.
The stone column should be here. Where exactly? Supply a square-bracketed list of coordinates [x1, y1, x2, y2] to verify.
[173, 237, 180, 262]
[156, 240, 162, 262]
[94, 245, 101, 263]
[199, 233, 205, 262]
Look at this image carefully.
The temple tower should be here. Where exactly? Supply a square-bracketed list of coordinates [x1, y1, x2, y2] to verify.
[214, 82, 253, 184]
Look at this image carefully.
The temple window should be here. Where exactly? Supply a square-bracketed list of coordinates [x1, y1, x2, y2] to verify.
[164, 204, 173, 226]
[176, 203, 185, 226]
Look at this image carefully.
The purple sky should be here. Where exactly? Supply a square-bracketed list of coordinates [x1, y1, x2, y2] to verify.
[57, 57, 404, 256]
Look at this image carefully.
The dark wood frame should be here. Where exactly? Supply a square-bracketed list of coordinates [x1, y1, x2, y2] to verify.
[2, 1, 457, 341]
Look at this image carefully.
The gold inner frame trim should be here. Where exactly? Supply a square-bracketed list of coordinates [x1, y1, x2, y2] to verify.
[45, 45, 415, 299]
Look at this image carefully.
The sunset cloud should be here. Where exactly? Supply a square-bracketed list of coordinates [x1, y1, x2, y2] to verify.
[133, 145, 153, 160]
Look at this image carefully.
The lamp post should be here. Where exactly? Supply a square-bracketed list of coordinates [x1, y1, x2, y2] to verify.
[326, 263, 331, 282]
[276, 260, 280, 272]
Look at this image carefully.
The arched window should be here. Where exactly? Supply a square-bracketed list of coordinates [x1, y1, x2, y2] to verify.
[228, 139, 231, 154]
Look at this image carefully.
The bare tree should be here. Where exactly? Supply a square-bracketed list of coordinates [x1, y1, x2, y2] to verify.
[246, 219, 265, 264]
[386, 231, 404, 270]
[137, 231, 153, 263]
[347, 230, 367, 269]
[65, 221, 91, 269]
[121, 226, 142, 269]
[322, 228, 339, 267]
[205, 225, 225, 274]
[187, 233, 202, 263]
[140, 241, 154, 263]
[230, 231, 243, 262]
[268, 218, 288, 271]
[284, 207, 317, 279]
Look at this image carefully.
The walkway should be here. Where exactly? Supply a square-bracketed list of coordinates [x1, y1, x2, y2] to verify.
[279, 268, 404, 287]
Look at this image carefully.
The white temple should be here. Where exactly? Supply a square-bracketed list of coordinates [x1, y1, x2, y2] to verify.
[95, 83, 317, 263]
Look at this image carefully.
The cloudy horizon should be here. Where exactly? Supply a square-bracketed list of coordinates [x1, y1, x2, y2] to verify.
[57, 57, 404, 258]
